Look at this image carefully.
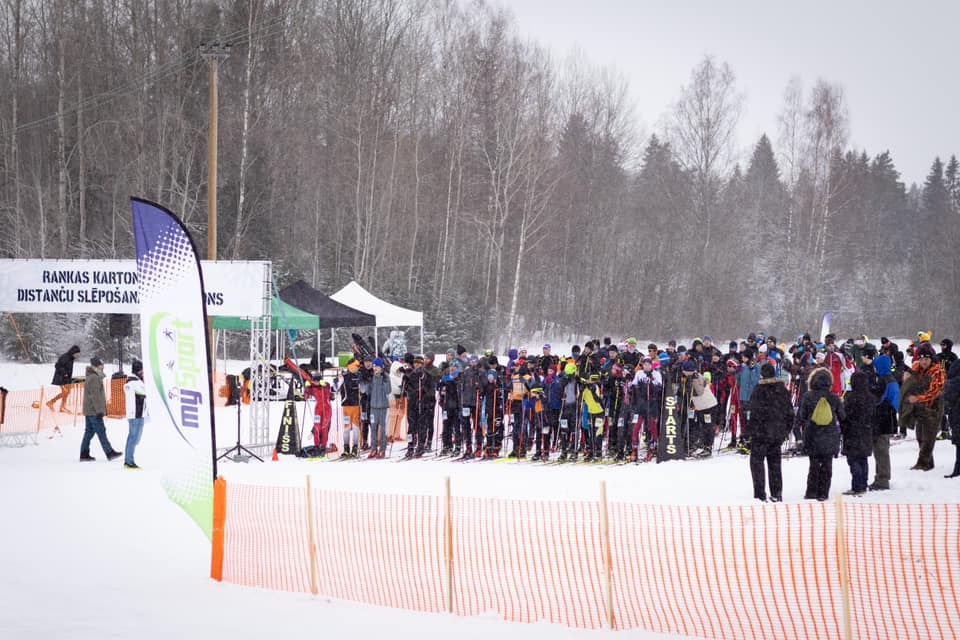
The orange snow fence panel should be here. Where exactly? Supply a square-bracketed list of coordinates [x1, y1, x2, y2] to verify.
[452, 496, 606, 628]
[106, 377, 126, 418]
[843, 502, 960, 640]
[0, 385, 83, 438]
[215, 478, 960, 638]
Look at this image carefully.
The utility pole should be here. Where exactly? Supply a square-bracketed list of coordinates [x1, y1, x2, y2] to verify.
[200, 40, 231, 262]
[200, 40, 230, 365]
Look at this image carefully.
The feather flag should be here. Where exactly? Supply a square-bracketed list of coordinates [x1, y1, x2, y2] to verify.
[131, 197, 217, 539]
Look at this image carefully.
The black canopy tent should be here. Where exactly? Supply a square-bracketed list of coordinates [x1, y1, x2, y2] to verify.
[278, 280, 377, 362]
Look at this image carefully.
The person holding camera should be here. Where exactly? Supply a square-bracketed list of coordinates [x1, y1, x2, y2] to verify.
[79, 356, 122, 462]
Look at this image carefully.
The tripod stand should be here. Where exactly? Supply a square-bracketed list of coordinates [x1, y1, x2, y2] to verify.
[217, 378, 262, 463]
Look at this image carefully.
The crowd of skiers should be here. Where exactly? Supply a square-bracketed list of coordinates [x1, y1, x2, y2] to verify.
[295, 330, 960, 501]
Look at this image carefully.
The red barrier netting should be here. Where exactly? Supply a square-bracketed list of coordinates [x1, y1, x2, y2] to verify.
[452, 496, 606, 629]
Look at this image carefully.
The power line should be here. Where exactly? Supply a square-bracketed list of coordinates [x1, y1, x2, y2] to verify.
[0, 14, 290, 141]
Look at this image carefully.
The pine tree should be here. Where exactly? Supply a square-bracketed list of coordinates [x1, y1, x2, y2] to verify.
[742, 134, 787, 329]
[917, 157, 954, 329]
[944, 155, 960, 215]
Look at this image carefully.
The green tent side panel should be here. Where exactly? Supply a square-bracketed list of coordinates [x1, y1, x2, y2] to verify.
[212, 297, 319, 331]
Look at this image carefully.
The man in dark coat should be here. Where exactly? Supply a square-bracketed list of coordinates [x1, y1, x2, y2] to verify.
[840, 372, 875, 495]
[941, 360, 960, 478]
[745, 362, 795, 502]
[47, 345, 80, 412]
[798, 368, 846, 501]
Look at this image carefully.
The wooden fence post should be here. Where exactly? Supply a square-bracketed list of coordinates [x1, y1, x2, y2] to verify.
[600, 480, 615, 629]
[306, 475, 319, 595]
[444, 476, 454, 614]
[835, 493, 852, 640]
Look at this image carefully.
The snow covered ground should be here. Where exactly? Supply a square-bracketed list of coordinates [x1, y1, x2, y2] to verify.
[1, 353, 957, 640]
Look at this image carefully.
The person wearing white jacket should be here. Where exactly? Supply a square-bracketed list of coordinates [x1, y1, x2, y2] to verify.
[123, 360, 149, 469]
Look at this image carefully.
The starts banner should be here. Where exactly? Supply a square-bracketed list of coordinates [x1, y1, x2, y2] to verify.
[0, 258, 268, 316]
[132, 197, 217, 539]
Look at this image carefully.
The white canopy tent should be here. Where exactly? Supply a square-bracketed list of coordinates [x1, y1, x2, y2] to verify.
[330, 280, 424, 354]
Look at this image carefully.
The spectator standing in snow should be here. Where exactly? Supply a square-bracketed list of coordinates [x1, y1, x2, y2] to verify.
[941, 360, 960, 478]
[907, 343, 945, 471]
[745, 362, 794, 502]
[869, 354, 899, 491]
[840, 372, 875, 496]
[798, 368, 845, 501]
[367, 358, 392, 458]
[123, 359, 148, 469]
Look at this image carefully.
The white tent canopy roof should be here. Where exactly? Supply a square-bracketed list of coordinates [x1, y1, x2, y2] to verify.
[330, 281, 423, 328]
[330, 281, 423, 353]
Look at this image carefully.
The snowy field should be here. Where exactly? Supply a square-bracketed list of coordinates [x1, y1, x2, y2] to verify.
[1, 352, 957, 640]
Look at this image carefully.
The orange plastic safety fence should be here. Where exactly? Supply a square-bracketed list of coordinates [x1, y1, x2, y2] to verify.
[312, 490, 445, 612]
[609, 501, 842, 638]
[843, 502, 960, 640]
[221, 483, 313, 593]
[452, 496, 606, 628]
[0, 385, 84, 434]
[218, 481, 960, 638]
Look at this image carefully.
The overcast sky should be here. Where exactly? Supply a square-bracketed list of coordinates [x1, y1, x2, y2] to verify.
[503, 0, 957, 186]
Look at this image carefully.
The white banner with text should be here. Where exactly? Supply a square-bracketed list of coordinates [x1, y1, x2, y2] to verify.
[0, 259, 269, 316]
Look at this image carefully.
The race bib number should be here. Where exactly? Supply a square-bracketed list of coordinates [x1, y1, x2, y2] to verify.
[461, 407, 471, 417]
[617, 416, 624, 427]
[360, 412, 368, 421]
[594, 417, 604, 429]
[688, 410, 695, 420]
[631, 413, 639, 422]
[703, 414, 712, 424]
[542, 426, 550, 434]
[560, 418, 568, 429]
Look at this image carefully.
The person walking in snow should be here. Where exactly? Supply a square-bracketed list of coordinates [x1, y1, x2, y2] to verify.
[80, 356, 122, 462]
[47, 344, 80, 413]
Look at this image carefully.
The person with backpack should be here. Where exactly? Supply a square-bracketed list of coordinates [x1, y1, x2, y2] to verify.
[798, 367, 846, 501]
[745, 362, 795, 502]
[840, 372, 875, 496]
